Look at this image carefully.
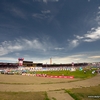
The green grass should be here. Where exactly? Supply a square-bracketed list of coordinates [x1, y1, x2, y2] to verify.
[66, 90, 82, 100]
[44, 92, 50, 100]
[65, 84, 100, 100]
[0, 91, 48, 100]
[30, 70, 97, 79]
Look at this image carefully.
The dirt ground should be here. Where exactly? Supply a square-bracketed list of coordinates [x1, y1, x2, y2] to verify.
[47, 90, 74, 100]
[0, 74, 80, 84]
[0, 74, 100, 100]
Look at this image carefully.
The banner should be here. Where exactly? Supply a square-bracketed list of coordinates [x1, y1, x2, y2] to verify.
[36, 74, 74, 79]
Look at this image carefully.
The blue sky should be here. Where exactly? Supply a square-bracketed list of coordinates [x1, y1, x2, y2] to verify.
[0, 0, 100, 64]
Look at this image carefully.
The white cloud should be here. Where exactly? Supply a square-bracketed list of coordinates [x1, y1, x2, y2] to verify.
[75, 35, 84, 39]
[68, 39, 79, 49]
[95, 7, 100, 24]
[69, 54, 85, 58]
[0, 40, 24, 56]
[54, 47, 64, 50]
[15, 53, 20, 56]
[0, 51, 100, 64]
[22, 39, 44, 50]
[33, 10, 51, 20]
[51, 52, 100, 64]
[97, 11, 100, 14]
[68, 6, 100, 49]
[40, 53, 90, 64]
[71, 40, 79, 47]
[67, 26, 100, 51]
[0, 57, 18, 63]
[43, 0, 59, 3]
[88, 56, 100, 59]
[69, 26, 100, 48]
[0, 38, 51, 56]
[43, 0, 47, 3]
[98, 6, 100, 10]
[84, 27, 100, 42]
[0, 47, 8, 56]
[95, 16, 100, 22]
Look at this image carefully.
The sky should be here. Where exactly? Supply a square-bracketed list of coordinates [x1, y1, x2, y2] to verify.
[0, 0, 100, 64]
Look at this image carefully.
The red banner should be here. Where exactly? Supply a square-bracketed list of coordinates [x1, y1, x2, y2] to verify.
[36, 74, 74, 79]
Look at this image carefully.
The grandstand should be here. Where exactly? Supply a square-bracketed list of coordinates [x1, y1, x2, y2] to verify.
[0, 62, 88, 69]
[2, 60, 100, 72]
[0, 62, 18, 70]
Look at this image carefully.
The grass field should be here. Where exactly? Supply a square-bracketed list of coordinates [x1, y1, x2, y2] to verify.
[0, 91, 48, 100]
[31, 70, 97, 79]
[66, 84, 100, 100]
[0, 70, 99, 100]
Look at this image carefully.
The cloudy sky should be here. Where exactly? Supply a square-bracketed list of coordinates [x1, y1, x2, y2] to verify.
[0, 0, 100, 64]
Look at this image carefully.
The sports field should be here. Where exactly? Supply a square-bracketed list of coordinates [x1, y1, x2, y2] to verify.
[0, 70, 100, 100]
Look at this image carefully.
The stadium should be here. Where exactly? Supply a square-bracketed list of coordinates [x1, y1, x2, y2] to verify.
[0, 58, 88, 73]
[0, 58, 100, 73]
[0, 58, 100, 100]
